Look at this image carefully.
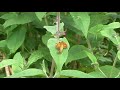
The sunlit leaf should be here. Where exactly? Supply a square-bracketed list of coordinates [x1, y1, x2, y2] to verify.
[3, 13, 36, 28]
[47, 37, 70, 72]
[70, 12, 90, 38]
[84, 50, 98, 64]
[44, 22, 64, 35]
[117, 51, 120, 61]
[12, 52, 24, 73]
[99, 65, 120, 78]
[0, 59, 16, 68]
[89, 71, 106, 78]
[60, 70, 94, 78]
[7, 69, 45, 78]
[100, 22, 120, 45]
[27, 49, 43, 68]
[35, 12, 46, 21]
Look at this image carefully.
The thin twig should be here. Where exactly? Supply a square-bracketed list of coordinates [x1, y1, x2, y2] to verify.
[9, 66, 13, 75]
[57, 12, 60, 32]
[5, 67, 10, 77]
[44, 13, 55, 78]
[2, 53, 11, 77]
[49, 60, 55, 78]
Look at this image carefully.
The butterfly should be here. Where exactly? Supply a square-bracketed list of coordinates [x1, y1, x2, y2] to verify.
[56, 41, 67, 53]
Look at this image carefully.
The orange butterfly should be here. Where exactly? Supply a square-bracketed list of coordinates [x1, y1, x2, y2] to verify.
[56, 41, 67, 53]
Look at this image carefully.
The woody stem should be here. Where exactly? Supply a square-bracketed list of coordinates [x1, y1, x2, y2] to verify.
[2, 53, 11, 77]
[49, 60, 55, 78]
[57, 12, 60, 32]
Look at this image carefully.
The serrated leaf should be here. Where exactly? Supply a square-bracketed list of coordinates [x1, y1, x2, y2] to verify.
[0, 59, 16, 68]
[60, 70, 94, 78]
[66, 45, 88, 64]
[70, 12, 90, 38]
[3, 13, 36, 28]
[27, 50, 43, 68]
[7, 69, 44, 78]
[47, 37, 70, 72]
[35, 12, 46, 21]
[6, 26, 27, 53]
[44, 22, 64, 35]
[12, 52, 24, 73]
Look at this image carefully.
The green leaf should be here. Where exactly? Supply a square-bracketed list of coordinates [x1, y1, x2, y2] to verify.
[0, 40, 8, 54]
[5, 25, 18, 34]
[101, 29, 118, 45]
[99, 65, 120, 78]
[60, 70, 94, 78]
[117, 51, 120, 60]
[35, 12, 46, 21]
[12, 52, 24, 73]
[42, 32, 52, 45]
[0, 12, 18, 20]
[104, 22, 120, 29]
[27, 49, 43, 68]
[70, 12, 90, 38]
[6, 26, 27, 53]
[0, 59, 16, 68]
[89, 71, 106, 78]
[3, 13, 36, 28]
[0, 40, 10, 55]
[44, 22, 64, 35]
[89, 12, 109, 27]
[0, 40, 6, 47]
[7, 69, 45, 78]
[100, 22, 120, 45]
[0, 24, 5, 34]
[88, 24, 104, 47]
[98, 56, 112, 63]
[66, 45, 88, 64]
[84, 50, 98, 64]
[47, 37, 70, 72]
[89, 24, 104, 35]
[41, 60, 48, 77]
[39, 47, 52, 62]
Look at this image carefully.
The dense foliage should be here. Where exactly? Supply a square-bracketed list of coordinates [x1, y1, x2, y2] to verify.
[0, 12, 120, 78]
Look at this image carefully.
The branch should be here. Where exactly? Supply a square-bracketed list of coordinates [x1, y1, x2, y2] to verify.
[49, 60, 55, 78]
[2, 53, 11, 77]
